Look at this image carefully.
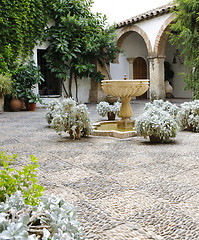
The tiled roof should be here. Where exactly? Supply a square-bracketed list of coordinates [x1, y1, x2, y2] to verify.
[115, 4, 175, 28]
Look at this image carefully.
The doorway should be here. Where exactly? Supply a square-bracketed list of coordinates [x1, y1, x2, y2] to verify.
[133, 57, 147, 99]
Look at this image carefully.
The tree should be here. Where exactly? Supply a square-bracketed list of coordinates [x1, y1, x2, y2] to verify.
[0, 0, 56, 73]
[169, 0, 199, 99]
[44, 0, 120, 100]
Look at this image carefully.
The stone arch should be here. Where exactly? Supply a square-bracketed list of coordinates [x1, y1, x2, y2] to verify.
[154, 14, 176, 56]
[115, 25, 152, 63]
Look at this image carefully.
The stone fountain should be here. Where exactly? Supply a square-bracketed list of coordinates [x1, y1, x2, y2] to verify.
[93, 78, 149, 138]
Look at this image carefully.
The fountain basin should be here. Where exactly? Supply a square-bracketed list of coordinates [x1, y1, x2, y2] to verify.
[101, 80, 149, 98]
[92, 121, 136, 139]
[101, 79, 149, 129]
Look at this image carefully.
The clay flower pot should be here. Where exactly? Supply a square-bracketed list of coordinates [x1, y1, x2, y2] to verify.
[107, 112, 115, 120]
[10, 98, 23, 112]
[25, 101, 36, 111]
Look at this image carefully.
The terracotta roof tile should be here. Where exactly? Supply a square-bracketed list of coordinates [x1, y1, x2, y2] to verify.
[115, 4, 176, 28]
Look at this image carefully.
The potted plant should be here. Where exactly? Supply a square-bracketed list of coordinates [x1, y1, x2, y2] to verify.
[96, 101, 121, 120]
[177, 100, 199, 132]
[48, 98, 92, 140]
[13, 60, 44, 111]
[135, 104, 178, 143]
[45, 99, 62, 125]
[144, 99, 178, 118]
[9, 80, 23, 112]
[0, 73, 12, 113]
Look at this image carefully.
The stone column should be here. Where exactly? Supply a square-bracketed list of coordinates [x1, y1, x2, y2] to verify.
[148, 55, 166, 101]
[127, 58, 135, 79]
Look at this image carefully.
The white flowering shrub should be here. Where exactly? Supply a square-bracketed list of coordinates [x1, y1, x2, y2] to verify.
[0, 191, 83, 240]
[45, 100, 62, 125]
[47, 98, 92, 139]
[144, 99, 178, 118]
[96, 101, 121, 117]
[177, 100, 199, 132]
[135, 106, 177, 142]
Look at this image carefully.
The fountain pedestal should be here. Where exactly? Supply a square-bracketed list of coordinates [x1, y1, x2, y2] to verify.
[117, 96, 134, 129]
[92, 79, 149, 138]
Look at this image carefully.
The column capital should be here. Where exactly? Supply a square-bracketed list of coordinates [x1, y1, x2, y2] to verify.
[127, 58, 135, 63]
[148, 55, 166, 60]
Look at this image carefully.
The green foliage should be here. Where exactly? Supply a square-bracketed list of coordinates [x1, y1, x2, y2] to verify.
[0, 151, 45, 206]
[0, 44, 16, 74]
[0, 149, 17, 165]
[44, 0, 120, 98]
[12, 60, 44, 103]
[0, 192, 83, 239]
[0, 0, 56, 73]
[169, 0, 199, 99]
[0, 73, 12, 95]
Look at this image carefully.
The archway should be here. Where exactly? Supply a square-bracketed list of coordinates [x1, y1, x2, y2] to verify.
[115, 25, 152, 63]
[153, 14, 192, 98]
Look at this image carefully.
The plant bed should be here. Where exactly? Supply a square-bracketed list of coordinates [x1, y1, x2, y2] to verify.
[135, 101, 178, 143]
[46, 98, 92, 140]
[96, 101, 121, 120]
[177, 100, 199, 132]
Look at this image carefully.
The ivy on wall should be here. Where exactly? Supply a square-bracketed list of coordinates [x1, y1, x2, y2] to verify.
[0, 0, 55, 73]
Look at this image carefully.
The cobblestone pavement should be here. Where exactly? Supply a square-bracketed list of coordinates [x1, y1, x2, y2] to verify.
[0, 100, 199, 239]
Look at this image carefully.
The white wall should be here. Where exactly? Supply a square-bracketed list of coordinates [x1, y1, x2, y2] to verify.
[137, 13, 173, 52]
[33, 43, 91, 104]
[63, 77, 91, 103]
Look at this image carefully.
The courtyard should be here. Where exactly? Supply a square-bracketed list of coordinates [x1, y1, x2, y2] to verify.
[0, 100, 199, 239]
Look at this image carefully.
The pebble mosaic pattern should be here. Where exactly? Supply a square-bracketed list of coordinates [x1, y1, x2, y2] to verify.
[0, 105, 199, 239]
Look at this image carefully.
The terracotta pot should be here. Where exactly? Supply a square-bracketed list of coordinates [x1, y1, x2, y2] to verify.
[25, 101, 36, 111]
[10, 98, 23, 112]
[107, 112, 115, 120]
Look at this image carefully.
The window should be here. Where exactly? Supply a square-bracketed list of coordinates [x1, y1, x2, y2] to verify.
[37, 49, 61, 97]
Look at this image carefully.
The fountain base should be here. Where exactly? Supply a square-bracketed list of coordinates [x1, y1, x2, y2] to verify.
[92, 121, 136, 139]
[117, 118, 135, 129]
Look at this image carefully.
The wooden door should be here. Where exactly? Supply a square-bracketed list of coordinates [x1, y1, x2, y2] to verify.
[133, 57, 147, 99]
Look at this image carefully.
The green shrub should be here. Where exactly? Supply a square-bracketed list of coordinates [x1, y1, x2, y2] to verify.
[177, 100, 199, 132]
[47, 98, 92, 140]
[0, 74, 12, 95]
[0, 150, 44, 206]
[0, 149, 17, 165]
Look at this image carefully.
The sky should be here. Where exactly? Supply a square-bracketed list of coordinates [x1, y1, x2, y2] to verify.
[91, 0, 172, 24]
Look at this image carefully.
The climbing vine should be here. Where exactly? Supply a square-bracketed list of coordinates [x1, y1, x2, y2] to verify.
[170, 0, 199, 99]
[0, 0, 55, 73]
